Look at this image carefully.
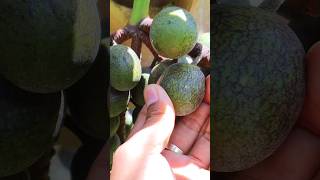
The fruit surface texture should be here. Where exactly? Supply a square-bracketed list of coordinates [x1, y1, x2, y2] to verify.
[212, 5, 306, 172]
[160, 63, 205, 116]
[0, 0, 101, 93]
[150, 6, 198, 59]
[110, 44, 141, 91]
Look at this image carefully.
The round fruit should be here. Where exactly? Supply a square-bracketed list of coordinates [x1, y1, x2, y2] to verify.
[150, 6, 198, 59]
[0, 78, 62, 177]
[149, 60, 176, 84]
[109, 134, 121, 166]
[131, 73, 150, 106]
[177, 55, 193, 64]
[109, 87, 129, 117]
[110, 44, 142, 91]
[0, 0, 101, 93]
[159, 63, 205, 116]
[66, 39, 108, 140]
[212, 5, 305, 172]
[110, 116, 120, 137]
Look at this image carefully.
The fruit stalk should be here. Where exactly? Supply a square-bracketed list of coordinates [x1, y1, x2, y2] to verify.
[128, 0, 150, 58]
[129, 0, 150, 25]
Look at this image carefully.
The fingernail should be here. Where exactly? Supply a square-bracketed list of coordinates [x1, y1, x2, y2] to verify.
[145, 86, 158, 107]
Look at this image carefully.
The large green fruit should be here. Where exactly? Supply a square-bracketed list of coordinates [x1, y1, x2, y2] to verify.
[0, 78, 62, 177]
[150, 6, 198, 59]
[0, 0, 101, 93]
[66, 39, 108, 140]
[109, 87, 129, 117]
[212, 5, 305, 172]
[131, 73, 150, 106]
[149, 60, 176, 84]
[159, 63, 205, 116]
[110, 44, 142, 91]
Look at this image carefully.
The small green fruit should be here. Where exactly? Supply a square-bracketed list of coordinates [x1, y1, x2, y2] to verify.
[150, 6, 198, 59]
[110, 44, 141, 91]
[149, 60, 175, 84]
[159, 63, 205, 116]
[177, 55, 193, 64]
[109, 87, 129, 117]
[131, 73, 150, 106]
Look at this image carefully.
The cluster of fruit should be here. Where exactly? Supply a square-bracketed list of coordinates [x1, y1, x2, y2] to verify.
[0, 1, 107, 179]
[109, 6, 210, 165]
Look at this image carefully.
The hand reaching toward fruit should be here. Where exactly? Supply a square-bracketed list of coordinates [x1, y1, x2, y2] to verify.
[110, 75, 210, 180]
[87, 76, 210, 180]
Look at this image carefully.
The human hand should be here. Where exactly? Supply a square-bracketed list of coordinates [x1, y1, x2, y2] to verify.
[109, 75, 210, 180]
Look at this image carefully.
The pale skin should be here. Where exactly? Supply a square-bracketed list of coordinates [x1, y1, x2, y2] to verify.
[87, 75, 210, 180]
[88, 50, 320, 180]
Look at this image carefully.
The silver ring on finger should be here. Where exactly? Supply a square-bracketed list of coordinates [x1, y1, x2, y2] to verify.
[167, 144, 184, 155]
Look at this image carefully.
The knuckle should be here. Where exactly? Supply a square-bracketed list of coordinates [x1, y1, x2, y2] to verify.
[146, 100, 168, 119]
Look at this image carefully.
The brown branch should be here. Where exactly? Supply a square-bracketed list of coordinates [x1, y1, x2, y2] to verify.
[139, 17, 153, 34]
[189, 43, 210, 69]
[131, 35, 142, 59]
[138, 30, 163, 62]
[111, 28, 130, 44]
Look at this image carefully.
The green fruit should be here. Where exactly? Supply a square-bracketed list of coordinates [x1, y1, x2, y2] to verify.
[110, 116, 120, 137]
[150, 6, 198, 59]
[131, 73, 150, 106]
[109, 87, 129, 117]
[110, 44, 142, 91]
[124, 110, 134, 139]
[212, 5, 305, 172]
[159, 63, 205, 116]
[0, 0, 101, 93]
[149, 60, 175, 84]
[198, 32, 210, 48]
[0, 78, 62, 177]
[66, 40, 108, 140]
[109, 134, 121, 166]
[177, 55, 193, 64]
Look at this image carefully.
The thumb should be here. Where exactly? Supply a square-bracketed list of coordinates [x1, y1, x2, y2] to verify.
[126, 84, 175, 154]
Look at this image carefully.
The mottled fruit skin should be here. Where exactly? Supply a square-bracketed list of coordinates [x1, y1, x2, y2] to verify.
[159, 63, 205, 116]
[131, 73, 150, 106]
[150, 6, 198, 59]
[110, 45, 142, 91]
[0, 0, 101, 93]
[212, 5, 305, 172]
[109, 87, 129, 118]
[149, 60, 175, 84]
[0, 78, 61, 177]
